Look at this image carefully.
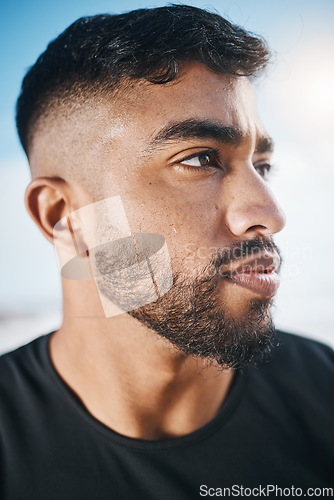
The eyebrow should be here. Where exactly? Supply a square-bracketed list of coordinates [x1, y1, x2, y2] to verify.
[255, 135, 274, 154]
[148, 118, 274, 153]
[150, 119, 243, 148]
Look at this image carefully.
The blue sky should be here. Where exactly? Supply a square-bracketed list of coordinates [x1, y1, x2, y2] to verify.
[1, 0, 334, 348]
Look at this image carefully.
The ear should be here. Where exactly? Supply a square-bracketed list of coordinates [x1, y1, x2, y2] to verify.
[25, 176, 95, 281]
[25, 176, 71, 245]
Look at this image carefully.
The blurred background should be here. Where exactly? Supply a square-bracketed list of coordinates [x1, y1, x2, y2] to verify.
[1, 0, 333, 354]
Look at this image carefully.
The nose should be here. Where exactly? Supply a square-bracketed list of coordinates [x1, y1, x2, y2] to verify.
[224, 166, 286, 239]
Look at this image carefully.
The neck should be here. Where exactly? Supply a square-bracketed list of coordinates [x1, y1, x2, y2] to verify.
[50, 283, 234, 440]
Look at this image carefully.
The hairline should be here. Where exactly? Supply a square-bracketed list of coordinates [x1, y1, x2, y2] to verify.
[26, 65, 250, 160]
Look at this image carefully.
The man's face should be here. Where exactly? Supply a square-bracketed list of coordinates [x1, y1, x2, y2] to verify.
[79, 63, 286, 367]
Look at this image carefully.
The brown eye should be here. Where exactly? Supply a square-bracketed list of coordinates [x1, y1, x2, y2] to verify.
[255, 163, 272, 179]
[180, 153, 212, 167]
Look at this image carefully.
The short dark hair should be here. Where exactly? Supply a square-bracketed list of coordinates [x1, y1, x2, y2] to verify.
[16, 4, 270, 156]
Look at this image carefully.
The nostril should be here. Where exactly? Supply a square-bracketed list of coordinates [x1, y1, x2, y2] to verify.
[247, 224, 267, 232]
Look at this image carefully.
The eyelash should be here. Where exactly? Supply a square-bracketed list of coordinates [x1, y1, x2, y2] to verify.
[254, 163, 274, 179]
[176, 149, 220, 172]
[176, 150, 274, 179]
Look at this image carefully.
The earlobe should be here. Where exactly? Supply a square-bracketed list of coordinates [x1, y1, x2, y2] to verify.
[25, 177, 70, 245]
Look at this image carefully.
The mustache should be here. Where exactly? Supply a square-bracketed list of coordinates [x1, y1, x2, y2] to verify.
[208, 236, 282, 272]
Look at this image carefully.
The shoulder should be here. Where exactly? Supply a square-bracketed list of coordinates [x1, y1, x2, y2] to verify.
[275, 328, 333, 353]
[0, 334, 52, 395]
[249, 330, 334, 409]
[269, 329, 333, 375]
[244, 332, 334, 471]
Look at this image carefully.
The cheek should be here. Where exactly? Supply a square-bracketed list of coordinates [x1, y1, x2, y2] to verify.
[120, 192, 223, 267]
[97, 168, 229, 264]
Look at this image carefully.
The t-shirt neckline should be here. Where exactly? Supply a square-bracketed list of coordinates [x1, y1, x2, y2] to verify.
[43, 332, 247, 452]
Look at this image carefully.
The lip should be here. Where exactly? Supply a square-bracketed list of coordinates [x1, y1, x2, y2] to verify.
[229, 251, 280, 275]
[223, 251, 281, 297]
[226, 270, 280, 297]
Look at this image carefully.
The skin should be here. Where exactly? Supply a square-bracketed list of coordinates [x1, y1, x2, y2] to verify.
[25, 63, 286, 440]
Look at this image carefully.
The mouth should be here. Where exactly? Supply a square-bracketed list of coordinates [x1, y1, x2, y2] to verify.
[222, 251, 281, 297]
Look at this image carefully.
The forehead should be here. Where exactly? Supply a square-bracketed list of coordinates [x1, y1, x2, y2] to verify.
[117, 63, 263, 139]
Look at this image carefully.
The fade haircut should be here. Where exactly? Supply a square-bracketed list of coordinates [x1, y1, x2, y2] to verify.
[16, 4, 270, 156]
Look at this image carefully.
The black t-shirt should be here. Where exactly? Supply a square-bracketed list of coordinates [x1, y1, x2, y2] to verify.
[0, 331, 333, 499]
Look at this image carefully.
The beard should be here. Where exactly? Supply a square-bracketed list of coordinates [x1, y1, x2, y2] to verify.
[127, 272, 276, 371]
[95, 236, 281, 370]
